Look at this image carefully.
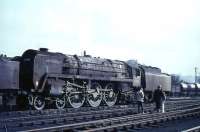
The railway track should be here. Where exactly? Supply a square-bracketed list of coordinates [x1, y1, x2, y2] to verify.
[0, 98, 195, 118]
[1, 99, 200, 132]
[21, 105, 200, 132]
[0, 99, 197, 122]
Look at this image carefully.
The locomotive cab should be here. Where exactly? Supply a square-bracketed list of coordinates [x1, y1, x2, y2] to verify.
[126, 60, 142, 89]
[132, 68, 142, 88]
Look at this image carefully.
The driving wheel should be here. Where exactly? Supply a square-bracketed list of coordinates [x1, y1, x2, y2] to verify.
[103, 83, 118, 107]
[87, 82, 102, 107]
[68, 89, 85, 108]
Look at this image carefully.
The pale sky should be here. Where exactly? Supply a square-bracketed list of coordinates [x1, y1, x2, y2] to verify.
[0, 0, 200, 76]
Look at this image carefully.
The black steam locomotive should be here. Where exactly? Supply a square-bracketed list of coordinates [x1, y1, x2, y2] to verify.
[0, 48, 171, 110]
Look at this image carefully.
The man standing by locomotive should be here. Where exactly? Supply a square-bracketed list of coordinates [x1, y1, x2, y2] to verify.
[136, 88, 145, 113]
[153, 85, 166, 112]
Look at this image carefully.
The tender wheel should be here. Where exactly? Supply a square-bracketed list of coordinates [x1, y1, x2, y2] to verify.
[87, 82, 102, 107]
[33, 96, 45, 110]
[103, 83, 118, 107]
[68, 89, 85, 108]
[55, 96, 66, 109]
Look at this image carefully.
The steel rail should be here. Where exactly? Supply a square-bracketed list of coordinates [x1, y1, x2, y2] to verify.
[182, 126, 200, 132]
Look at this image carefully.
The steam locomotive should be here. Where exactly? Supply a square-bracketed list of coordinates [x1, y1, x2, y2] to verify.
[0, 48, 171, 110]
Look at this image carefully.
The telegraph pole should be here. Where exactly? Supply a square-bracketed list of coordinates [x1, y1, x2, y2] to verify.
[195, 67, 198, 83]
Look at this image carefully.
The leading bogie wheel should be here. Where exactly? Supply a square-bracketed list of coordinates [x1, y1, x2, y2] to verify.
[28, 94, 34, 106]
[33, 96, 45, 110]
[55, 96, 66, 109]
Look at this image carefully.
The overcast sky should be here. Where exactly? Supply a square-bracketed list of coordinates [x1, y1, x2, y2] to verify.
[0, 0, 200, 76]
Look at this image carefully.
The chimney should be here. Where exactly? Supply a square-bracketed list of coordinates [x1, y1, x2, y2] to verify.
[39, 48, 48, 52]
[84, 50, 86, 56]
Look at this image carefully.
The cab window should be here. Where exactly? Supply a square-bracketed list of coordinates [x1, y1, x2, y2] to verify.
[135, 69, 140, 76]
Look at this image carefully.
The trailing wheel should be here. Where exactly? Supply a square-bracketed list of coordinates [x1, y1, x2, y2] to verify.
[87, 82, 102, 107]
[55, 95, 66, 109]
[68, 89, 85, 108]
[33, 96, 45, 110]
[103, 83, 118, 107]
